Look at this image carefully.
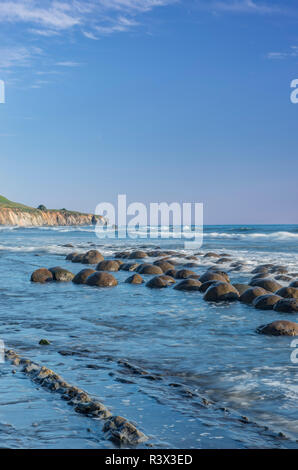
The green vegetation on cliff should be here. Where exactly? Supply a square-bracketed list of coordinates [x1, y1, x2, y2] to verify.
[0, 195, 94, 217]
[0, 195, 33, 210]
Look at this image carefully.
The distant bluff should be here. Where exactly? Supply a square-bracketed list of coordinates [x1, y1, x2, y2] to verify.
[0, 195, 104, 227]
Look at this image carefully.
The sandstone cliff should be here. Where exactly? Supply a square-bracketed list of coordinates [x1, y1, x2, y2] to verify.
[0, 207, 103, 227]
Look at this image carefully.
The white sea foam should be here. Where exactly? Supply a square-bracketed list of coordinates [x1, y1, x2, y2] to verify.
[1, 224, 298, 241]
[205, 231, 298, 241]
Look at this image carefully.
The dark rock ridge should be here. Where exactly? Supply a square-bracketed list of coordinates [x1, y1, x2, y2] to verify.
[5, 349, 147, 445]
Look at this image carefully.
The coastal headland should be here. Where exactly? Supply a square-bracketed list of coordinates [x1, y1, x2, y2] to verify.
[0, 195, 103, 227]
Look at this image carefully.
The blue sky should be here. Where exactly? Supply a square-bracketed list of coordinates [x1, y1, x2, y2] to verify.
[0, 0, 298, 224]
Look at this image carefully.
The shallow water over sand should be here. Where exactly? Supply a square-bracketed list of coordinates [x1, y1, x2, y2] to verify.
[0, 225, 297, 448]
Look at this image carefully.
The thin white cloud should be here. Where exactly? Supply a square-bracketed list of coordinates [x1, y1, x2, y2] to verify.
[29, 78, 52, 89]
[56, 61, 82, 66]
[94, 15, 139, 35]
[0, 45, 42, 69]
[198, 0, 287, 15]
[267, 52, 287, 60]
[28, 28, 60, 36]
[0, 1, 81, 29]
[0, 0, 176, 34]
[35, 79, 51, 84]
[82, 30, 99, 40]
[268, 46, 298, 60]
[96, 0, 175, 13]
[36, 70, 62, 75]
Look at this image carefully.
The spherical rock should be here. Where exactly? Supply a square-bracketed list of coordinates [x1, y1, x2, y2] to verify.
[204, 252, 220, 258]
[240, 287, 268, 304]
[119, 262, 139, 272]
[114, 251, 130, 259]
[231, 265, 243, 272]
[114, 260, 124, 267]
[125, 274, 144, 285]
[146, 276, 168, 289]
[275, 287, 298, 299]
[251, 265, 273, 274]
[165, 258, 181, 266]
[165, 269, 178, 278]
[175, 269, 197, 280]
[82, 250, 104, 265]
[253, 294, 282, 310]
[96, 260, 120, 272]
[158, 275, 176, 285]
[269, 266, 288, 274]
[185, 255, 198, 260]
[206, 268, 230, 281]
[66, 252, 78, 261]
[233, 284, 250, 296]
[251, 267, 268, 275]
[183, 262, 199, 268]
[137, 264, 163, 275]
[72, 253, 85, 263]
[204, 282, 239, 302]
[31, 268, 53, 283]
[199, 271, 228, 284]
[273, 299, 298, 313]
[275, 275, 292, 282]
[174, 279, 202, 291]
[199, 280, 218, 293]
[72, 269, 96, 285]
[128, 251, 148, 259]
[147, 250, 168, 257]
[49, 267, 75, 282]
[250, 273, 269, 283]
[216, 257, 231, 264]
[86, 272, 118, 287]
[250, 278, 282, 293]
[39, 339, 51, 345]
[289, 280, 298, 288]
[153, 260, 175, 272]
[257, 320, 298, 336]
[231, 261, 245, 268]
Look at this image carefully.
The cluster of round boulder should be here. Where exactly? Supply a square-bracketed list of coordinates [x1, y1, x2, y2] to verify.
[30, 249, 298, 337]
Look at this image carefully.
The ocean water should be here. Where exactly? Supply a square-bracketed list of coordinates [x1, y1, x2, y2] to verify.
[0, 224, 297, 449]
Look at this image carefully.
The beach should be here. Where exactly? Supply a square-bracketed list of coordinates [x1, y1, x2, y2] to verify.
[0, 224, 297, 448]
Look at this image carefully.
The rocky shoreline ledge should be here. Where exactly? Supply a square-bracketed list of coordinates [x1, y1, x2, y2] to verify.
[4, 348, 295, 447]
[5, 349, 148, 446]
